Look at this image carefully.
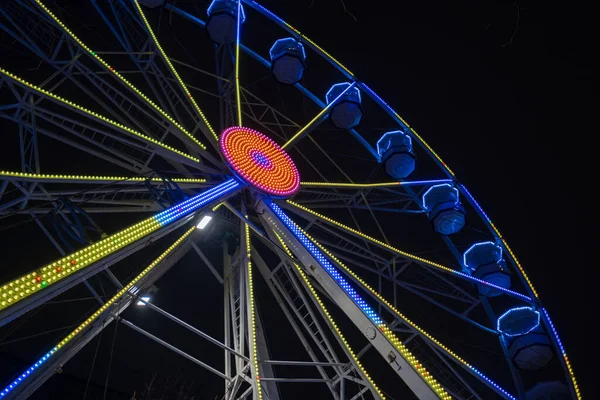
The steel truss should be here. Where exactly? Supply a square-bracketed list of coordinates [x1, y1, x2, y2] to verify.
[0, 1, 580, 400]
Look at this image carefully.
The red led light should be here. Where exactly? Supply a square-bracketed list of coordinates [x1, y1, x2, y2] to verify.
[220, 126, 300, 197]
[70, 260, 76, 265]
[35, 276, 42, 282]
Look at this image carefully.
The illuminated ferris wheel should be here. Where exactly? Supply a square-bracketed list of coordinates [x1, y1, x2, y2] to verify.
[0, 1, 580, 399]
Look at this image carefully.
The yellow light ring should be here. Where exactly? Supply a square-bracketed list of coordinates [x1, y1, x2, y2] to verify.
[33, 0, 207, 151]
[0, 68, 199, 163]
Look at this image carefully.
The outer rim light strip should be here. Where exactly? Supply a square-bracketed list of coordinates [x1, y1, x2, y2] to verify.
[300, 179, 452, 188]
[0, 180, 239, 312]
[245, 223, 263, 399]
[272, 232, 385, 400]
[0, 67, 199, 163]
[460, 185, 539, 299]
[133, 1, 218, 142]
[235, 0, 243, 126]
[281, 81, 356, 149]
[305, 233, 517, 400]
[0, 227, 195, 399]
[285, 200, 532, 302]
[266, 201, 450, 399]
[33, 0, 207, 151]
[541, 308, 582, 399]
[0, 171, 206, 184]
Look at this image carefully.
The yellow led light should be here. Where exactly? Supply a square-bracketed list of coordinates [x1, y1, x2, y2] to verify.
[33, 0, 207, 151]
[272, 232, 385, 399]
[0, 216, 162, 312]
[295, 226, 450, 398]
[245, 224, 263, 398]
[133, 1, 218, 142]
[286, 200, 461, 275]
[0, 68, 199, 163]
[0, 171, 206, 184]
[300, 181, 403, 188]
[30, 227, 194, 358]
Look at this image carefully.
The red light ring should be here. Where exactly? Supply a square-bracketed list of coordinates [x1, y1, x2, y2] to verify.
[220, 126, 300, 197]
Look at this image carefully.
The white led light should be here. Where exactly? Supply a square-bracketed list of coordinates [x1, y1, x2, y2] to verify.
[136, 296, 150, 306]
[196, 215, 213, 230]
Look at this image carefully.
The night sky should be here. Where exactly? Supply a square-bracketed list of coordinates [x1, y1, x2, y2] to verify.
[0, 0, 591, 399]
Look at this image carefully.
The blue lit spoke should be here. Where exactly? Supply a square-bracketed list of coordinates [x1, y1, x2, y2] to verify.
[267, 200, 384, 325]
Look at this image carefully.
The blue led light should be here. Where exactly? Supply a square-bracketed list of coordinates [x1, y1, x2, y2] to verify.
[154, 179, 239, 226]
[422, 183, 459, 211]
[269, 37, 306, 61]
[376, 130, 412, 157]
[541, 308, 565, 354]
[497, 306, 541, 337]
[267, 200, 384, 325]
[0, 180, 239, 398]
[207, 0, 245, 21]
[325, 82, 361, 105]
[462, 241, 503, 271]
[250, 150, 272, 168]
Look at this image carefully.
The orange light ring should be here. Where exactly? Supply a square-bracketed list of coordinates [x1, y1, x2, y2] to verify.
[220, 126, 300, 197]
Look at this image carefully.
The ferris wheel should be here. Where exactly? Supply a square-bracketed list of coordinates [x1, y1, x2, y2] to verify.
[0, 1, 580, 399]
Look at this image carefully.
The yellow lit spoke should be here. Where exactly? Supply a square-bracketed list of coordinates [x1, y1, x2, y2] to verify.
[286, 200, 459, 275]
[34, 0, 207, 151]
[0, 171, 206, 184]
[245, 223, 263, 399]
[133, 1, 218, 142]
[272, 232, 385, 399]
[0, 215, 166, 311]
[235, 0, 243, 126]
[52, 228, 194, 354]
[306, 231, 503, 399]
[300, 181, 402, 188]
[0, 67, 200, 163]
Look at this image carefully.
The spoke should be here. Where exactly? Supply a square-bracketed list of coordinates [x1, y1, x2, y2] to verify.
[235, 0, 243, 126]
[132, 1, 219, 144]
[271, 231, 385, 400]
[305, 231, 517, 399]
[281, 82, 357, 149]
[300, 179, 452, 189]
[0, 171, 207, 185]
[0, 226, 196, 399]
[244, 223, 262, 398]
[285, 200, 532, 302]
[0, 67, 201, 165]
[262, 200, 450, 399]
[0, 179, 240, 315]
[33, 0, 209, 152]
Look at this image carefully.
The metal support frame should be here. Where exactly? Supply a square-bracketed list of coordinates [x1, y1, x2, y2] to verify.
[2, 235, 193, 400]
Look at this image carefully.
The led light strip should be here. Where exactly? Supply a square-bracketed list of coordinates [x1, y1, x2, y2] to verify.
[0, 171, 206, 184]
[272, 232, 385, 399]
[0, 180, 239, 312]
[285, 200, 531, 302]
[541, 308, 581, 399]
[300, 179, 452, 188]
[0, 227, 195, 399]
[247, 2, 579, 394]
[133, 1, 218, 142]
[266, 201, 450, 399]
[33, 0, 207, 151]
[235, 0, 243, 126]
[0, 68, 199, 163]
[305, 232, 516, 399]
[281, 82, 356, 149]
[245, 223, 263, 399]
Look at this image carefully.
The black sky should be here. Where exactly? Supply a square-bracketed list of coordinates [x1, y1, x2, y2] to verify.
[0, 0, 592, 399]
